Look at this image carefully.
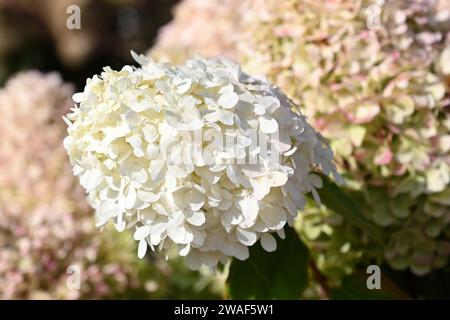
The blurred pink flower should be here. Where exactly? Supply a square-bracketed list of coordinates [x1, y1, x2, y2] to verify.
[0, 71, 156, 299]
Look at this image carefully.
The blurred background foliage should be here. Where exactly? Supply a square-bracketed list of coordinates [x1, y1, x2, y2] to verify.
[2, 0, 450, 299]
[0, 0, 178, 87]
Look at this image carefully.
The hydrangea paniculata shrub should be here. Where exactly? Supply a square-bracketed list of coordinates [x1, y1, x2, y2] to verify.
[64, 54, 341, 270]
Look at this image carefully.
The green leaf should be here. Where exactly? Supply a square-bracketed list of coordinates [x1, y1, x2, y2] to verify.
[228, 227, 309, 299]
[314, 173, 383, 244]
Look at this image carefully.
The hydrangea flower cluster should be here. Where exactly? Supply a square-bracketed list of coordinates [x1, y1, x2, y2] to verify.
[151, 0, 244, 65]
[64, 54, 340, 269]
[150, 0, 450, 275]
[0, 71, 171, 299]
[239, 0, 450, 276]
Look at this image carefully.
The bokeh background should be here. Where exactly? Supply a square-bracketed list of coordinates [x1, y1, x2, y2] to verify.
[1, 0, 450, 299]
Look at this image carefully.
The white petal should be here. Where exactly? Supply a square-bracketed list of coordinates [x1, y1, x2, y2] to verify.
[115, 218, 126, 232]
[268, 172, 289, 187]
[218, 92, 239, 109]
[72, 92, 84, 103]
[254, 103, 266, 115]
[168, 224, 193, 244]
[149, 160, 166, 182]
[130, 167, 148, 184]
[220, 241, 241, 259]
[258, 96, 280, 113]
[134, 225, 151, 241]
[283, 196, 298, 216]
[146, 144, 159, 159]
[260, 207, 287, 230]
[236, 228, 258, 246]
[137, 190, 160, 203]
[260, 233, 277, 252]
[96, 201, 119, 220]
[142, 125, 158, 143]
[187, 190, 205, 211]
[183, 225, 194, 244]
[186, 210, 206, 226]
[179, 244, 191, 256]
[186, 253, 202, 270]
[174, 78, 192, 94]
[149, 232, 162, 246]
[149, 219, 167, 234]
[205, 110, 235, 125]
[139, 207, 156, 222]
[130, 98, 152, 112]
[123, 186, 137, 209]
[192, 229, 206, 246]
[238, 196, 259, 225]
[251, 177, 271, 200]
[221, 206, 243, 226]
[126, 135, 142, 148]
[133, 148, 145, 158]
[259, 116, 279, 134]
[217, 198, 233, 211]
[131, 50, 149, 65]
[251, 219, 269, 233]
[309, 174, 323, 188]
[80, 169, 103, 191]
[204, 231, 225, 250]
[138, 239, 148, 259]
[277, 228, 286, 239]
[284, 146, 297, 157]
[311, 188, 321, 205]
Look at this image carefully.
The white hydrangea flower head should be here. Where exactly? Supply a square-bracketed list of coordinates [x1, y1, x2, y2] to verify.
[64, 52, 341, 269]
